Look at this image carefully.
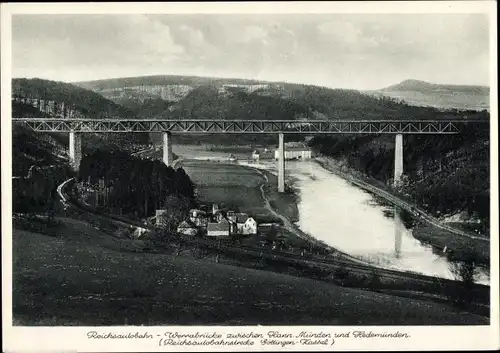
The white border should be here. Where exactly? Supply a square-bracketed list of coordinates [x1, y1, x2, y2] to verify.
[1, 2, 499, 352]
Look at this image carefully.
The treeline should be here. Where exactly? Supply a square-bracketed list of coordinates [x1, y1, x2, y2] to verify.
[78, 150, 196, 218]
[13, 165, 73, 223]
[12, 78, 135, 119]
[167, 85, 309, 121]
[309, 123, 490, 232]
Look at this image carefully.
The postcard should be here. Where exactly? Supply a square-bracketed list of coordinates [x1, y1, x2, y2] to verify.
[1, 1, 498, 351]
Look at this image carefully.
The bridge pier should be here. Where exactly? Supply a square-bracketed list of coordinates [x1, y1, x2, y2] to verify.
[278, 133, 285, 193]
[394, 133, 403, 187]
[163, 132, 173, 166]
[69, 132, 82, 171]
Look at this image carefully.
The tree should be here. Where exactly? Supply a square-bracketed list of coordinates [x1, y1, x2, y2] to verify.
[158, 194, 191, 232]
[448, 252, 479, 304]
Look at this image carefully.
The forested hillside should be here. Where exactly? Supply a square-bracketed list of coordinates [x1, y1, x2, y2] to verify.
[78, 150, 196, 223]
[169, 85, 310, 120]
[77, 75, 488, 122]
[75, 74, 265, 90]
[12, 79, 149, 154]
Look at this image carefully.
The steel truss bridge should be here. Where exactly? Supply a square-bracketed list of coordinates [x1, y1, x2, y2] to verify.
[11, 118, 488, 134]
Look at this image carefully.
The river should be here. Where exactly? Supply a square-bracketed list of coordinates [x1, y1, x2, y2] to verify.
[171, 144, 490, 285]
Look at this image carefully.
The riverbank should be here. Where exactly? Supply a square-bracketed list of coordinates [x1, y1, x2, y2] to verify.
[314, 156, 490, 265]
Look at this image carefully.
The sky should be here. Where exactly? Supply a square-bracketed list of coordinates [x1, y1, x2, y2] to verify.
[11, 13, 490, 90]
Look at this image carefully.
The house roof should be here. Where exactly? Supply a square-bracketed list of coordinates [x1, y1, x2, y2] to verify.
[178, 220, 196, 228]
[207, 222, 230, 232]
[190, 209, 207, 217]
[274, 142, 311, 152]
[218, 218, 230, 224]
[236, 213, 249, 223]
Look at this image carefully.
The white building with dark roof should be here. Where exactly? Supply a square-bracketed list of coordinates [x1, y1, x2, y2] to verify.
[227, 212, 258, 235]
[274, 142, 312, 160]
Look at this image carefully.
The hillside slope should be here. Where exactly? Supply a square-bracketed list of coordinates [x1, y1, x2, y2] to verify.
[13, 78, 136, 119]
[76, 75, 488, 123]
[13, 223, 487, 325]
[367, 79, 489, 111]
[12, 78, 149, 154]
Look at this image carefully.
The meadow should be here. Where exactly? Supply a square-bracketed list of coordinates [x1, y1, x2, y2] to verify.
[181, 160, 280, 222]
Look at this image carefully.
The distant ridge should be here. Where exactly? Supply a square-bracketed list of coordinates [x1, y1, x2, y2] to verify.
[367, 79, 489, 111]
[74, 74, 275, 91]
[381, 79, 489, 95]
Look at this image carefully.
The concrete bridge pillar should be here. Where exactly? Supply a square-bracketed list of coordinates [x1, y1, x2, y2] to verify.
[394, 133, 403, 187]
[394, 206, 403, 258]
[278, 133, 285, 193]
[69, 132, 82, 171]
[163, 132, 173, 166]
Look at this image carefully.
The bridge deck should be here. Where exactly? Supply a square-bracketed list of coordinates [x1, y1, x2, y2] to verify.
[12, 118, 489, 134]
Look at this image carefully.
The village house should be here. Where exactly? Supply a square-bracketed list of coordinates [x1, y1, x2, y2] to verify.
[207, 222, 230, 238]
[227, 212, 258, 235]
[250, 148, 274, 161]
[274, 142, 312, 160]
[213, 210, 226, 223]
[241, 217, 258, 235]
[252, 150, 260, 162]
[189, 209, 208, 228]
[177, 220, 198, 236]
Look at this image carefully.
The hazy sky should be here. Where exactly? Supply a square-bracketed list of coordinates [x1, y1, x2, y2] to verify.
[11, 13, 490, 90]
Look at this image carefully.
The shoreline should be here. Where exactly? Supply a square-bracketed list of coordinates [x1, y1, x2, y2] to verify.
[313, 156, 490, 265]
[314, 156, 488, 240]
[240, 162, 403, 267]
[237, 157, 489, 277]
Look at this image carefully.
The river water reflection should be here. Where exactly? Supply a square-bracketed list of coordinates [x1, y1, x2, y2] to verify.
[172, 145, 489, 285]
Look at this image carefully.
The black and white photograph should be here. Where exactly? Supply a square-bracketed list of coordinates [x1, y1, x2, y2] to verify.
[1, 1, 498, 351]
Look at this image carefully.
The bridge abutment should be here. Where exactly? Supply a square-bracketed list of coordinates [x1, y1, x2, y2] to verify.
[69, 132, 82, 171]
[278, 133, 285, 193]
[163, 132, 173, 166]
[394, 133, 403, 187]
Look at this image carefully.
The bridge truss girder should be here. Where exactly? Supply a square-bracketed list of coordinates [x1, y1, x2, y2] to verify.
[11, 118, 482, 134]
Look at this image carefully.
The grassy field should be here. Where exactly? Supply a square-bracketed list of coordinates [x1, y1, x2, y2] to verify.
[12, 219, 488, 326]
[181, 160, 281, 223]
[413, 224, 490, 265]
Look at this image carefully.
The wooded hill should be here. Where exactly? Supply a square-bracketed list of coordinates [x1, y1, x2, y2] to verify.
[76, 75, 489, 121]
[12, 78, 136, 119]
[78, 150, 196, 223]
[11, 79, 149, 174]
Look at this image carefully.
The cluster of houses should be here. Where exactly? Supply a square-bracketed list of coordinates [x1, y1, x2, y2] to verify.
[177, 204, 258, 239]
[251, 143, 312, 162]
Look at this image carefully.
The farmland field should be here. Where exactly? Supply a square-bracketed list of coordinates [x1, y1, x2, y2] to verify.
[180, 160, 279, 222]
